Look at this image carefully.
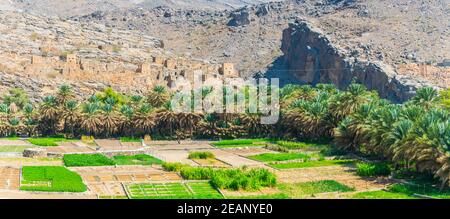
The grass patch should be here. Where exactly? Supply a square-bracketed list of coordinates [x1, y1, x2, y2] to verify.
[0, 146, 34, 153]
[351, 190, 416, 199]
[27, 137, 74, 146]
[269, 160, 354, 169]
[164, 163, 277, 191]
[388, 184, 450, 199]
[20, 166, 87, 192]
[275, 141, 328, 150]
[120, 137, 141, 142]
[128, 182, 223, 199]
[113, 154, 162, 165]
[278, 180, 354, 198]
[0, 136, 20, 140]
[188, 151, 215, 159]
[248, 152, 311, 162]
[226, 193, 289, 199]
[63, 154, 116, 167]
[213, 138, 271, 147]
[356, 162, 391, 177]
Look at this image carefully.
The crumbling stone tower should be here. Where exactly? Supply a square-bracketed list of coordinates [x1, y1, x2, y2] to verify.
[222, 63, 238, 77]
[66, 54, 77, 68]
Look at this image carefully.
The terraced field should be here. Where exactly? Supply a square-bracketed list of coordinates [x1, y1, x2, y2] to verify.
[127, 182, 223, 199]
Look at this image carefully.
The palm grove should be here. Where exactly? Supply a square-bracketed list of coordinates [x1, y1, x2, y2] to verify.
[0, 83, 449, 187]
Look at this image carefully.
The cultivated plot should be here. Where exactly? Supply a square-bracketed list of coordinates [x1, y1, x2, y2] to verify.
[127, 181, 223, 199]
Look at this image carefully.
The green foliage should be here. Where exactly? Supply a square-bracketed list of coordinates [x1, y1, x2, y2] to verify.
[113, 154, 162, 165]
[227, 193, 289, 199]
[441, 88, 450, 109]
[166, 165, 277, 191]
[63, 154, 116, 167]
[356, 162, 391, 177]
[275, 141, 329, 150]
[213, 138, 271, 147]
[95, 87, 128, 106]
[162, 162, 191, 172]
[388, 184, 450, 199]
[20, 166, 87, 192]
[128, 182, 223, 199]
[2, 88, 29, 109]
[248, 153, 311, 162]
[270, 160, 354, 169]
[28, 137, 68, 146]
[278, 180, 354, 198]
[188, 151, 216, 159]
[351, 190, 416, 199]
[119, 137, 141, 142]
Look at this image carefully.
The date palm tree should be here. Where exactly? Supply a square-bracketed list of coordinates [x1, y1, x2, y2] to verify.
[100, 104, 120, 138]
[133, 103, 156, 136]
[80, 102, 102, 136]
[39, 95, 60, 135]
[23, 104, 38, 137]
[56, 84, 75, 105]
[119, 105, 134, 137]
[148, 85, 170, 108]
[61, 100, 81, 137]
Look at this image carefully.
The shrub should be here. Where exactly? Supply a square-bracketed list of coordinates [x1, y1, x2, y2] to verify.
[63, 154, 116, 167]
[162, 162, 190, 172]
[356, 162, 391, 177]
[178, 166, 276, 191]
[20, 166, 87, 192]
[188, 151, 215, 159]
[180, 167, 215, 180]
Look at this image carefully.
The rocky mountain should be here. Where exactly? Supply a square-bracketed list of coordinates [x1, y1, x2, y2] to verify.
[0, 0, 448, 102]
[2, 0, 277, 17]
[74, 0, 449, 101]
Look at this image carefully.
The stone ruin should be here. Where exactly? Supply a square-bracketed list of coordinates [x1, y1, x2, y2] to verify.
[24, 53, 242, 90]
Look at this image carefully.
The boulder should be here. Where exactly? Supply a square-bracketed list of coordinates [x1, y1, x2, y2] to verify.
[23, 148, 47, 158]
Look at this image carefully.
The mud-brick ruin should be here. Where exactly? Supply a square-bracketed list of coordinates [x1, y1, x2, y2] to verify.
[24, 53, 241, 90]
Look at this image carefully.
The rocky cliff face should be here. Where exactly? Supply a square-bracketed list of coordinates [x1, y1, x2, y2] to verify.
[275, 20, 438, 102]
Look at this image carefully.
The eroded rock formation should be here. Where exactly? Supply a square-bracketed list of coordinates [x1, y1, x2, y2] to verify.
[274, 20, 439, 102]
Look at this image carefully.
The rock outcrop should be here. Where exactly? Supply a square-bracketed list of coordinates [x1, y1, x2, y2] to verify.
[275, 20, 439, 102]
[227, 8, 251, 27]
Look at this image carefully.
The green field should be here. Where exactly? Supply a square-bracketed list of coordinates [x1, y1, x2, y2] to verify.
[20, 166, 87, 192]
[226, 193, 289, 199]
[269, 160, 354, 169]
[119, 137, 141, 142]
[27, 137, 74, 146]
[113, 154, 163, 165]
[248, 152, 312, 162]
[0, 146, 34, 152]
[63, 154, 116, 167]
[275, 141, 328, 150]
[128, 182, 223, 199]
[64, 154, 163, 167]
[278, 180, 355, 198]
[350, 190, 416, 199]
[212, 139, 271, 147]
[388, 184, 450, 199]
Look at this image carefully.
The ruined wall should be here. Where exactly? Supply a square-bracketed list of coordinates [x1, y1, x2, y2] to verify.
[277, 20, 437, 102]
